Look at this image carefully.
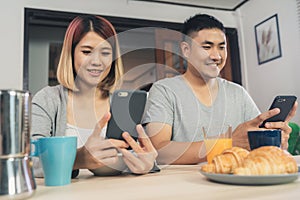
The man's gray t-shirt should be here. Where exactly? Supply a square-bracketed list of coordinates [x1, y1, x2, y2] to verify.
[142, 76, 260, 141]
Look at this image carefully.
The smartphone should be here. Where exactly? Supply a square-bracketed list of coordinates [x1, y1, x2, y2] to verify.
[259, 95, 297, 128]
[106, 90, 147, 141]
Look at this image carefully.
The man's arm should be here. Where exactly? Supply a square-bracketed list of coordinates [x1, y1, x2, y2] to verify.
[146, 122, 206, 164]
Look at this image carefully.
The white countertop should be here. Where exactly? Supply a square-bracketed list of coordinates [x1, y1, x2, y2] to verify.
[29, 165, 300, 200]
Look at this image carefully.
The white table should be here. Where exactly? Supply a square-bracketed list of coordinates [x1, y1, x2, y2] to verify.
[30, 165, 300, 200]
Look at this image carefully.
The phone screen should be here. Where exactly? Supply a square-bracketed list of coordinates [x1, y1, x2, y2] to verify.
[260, 95, 297, 128]
[106, 90, 147, 141]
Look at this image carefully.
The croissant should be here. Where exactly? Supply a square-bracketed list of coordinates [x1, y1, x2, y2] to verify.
[234, 146, 298, 175]
[201, 147, 250, 174]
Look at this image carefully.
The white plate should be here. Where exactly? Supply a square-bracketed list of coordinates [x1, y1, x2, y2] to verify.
[199, 167, 300, 185]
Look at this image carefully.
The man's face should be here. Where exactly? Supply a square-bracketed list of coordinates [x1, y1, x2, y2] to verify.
[182, 28, 227, 80]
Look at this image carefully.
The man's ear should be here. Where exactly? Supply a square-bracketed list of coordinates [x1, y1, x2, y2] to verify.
[181, 41, 190, 59]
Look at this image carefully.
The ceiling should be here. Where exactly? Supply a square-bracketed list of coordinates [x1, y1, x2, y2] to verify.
[132, 0, 249, 11]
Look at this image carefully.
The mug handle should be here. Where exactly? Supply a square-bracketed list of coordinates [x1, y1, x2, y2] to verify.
[30, 139, 39, 157]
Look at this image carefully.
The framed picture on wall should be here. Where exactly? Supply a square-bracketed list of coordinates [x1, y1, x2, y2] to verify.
[254, 14, 282, 65]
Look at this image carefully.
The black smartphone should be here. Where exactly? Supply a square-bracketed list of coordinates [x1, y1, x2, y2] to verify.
[259, 95, 297, 128]
[106, 90, 147, 141]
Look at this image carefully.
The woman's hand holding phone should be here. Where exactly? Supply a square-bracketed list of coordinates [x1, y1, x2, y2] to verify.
[74, 112, 129, 170]
[75, 111, 158, 175]
[119, 124, 158, 174]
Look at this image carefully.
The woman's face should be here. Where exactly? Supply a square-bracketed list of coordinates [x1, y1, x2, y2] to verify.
[74, 31, 113, 87]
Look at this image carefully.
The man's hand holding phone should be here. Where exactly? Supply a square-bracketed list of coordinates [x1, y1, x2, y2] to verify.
[259, 96, 297, 128]
[233, 97, 298, 150]
[262, 100, 298, 149]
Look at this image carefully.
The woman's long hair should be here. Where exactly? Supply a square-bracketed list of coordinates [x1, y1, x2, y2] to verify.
[56, 15, 123, 98]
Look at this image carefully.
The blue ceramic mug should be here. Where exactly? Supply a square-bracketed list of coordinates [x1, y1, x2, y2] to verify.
[31, 136, 77, 186]
[247, 129, 281, 150]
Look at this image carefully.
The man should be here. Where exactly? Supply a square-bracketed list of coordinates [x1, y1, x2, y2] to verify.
[142, 14, 297, 165]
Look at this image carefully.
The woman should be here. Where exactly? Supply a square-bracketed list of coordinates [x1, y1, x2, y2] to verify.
[31, 15, 157, 177]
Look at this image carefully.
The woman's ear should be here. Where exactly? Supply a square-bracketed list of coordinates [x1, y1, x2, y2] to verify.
[180, 41, 190, 59]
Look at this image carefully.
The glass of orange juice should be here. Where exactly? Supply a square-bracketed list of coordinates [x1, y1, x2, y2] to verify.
[203, 126, 232, 164]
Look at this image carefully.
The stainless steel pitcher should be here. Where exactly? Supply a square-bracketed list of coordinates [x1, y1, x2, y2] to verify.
[0, 89, 36, 199]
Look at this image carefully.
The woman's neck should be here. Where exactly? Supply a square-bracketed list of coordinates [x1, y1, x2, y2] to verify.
[73, 82, 102, 100]
[67, 85, 110, 128]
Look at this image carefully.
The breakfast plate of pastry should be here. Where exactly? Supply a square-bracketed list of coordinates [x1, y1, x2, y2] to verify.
[199, 146, 300, 185]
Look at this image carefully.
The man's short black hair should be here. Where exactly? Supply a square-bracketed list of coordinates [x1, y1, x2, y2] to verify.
[182, 14, 225, 41]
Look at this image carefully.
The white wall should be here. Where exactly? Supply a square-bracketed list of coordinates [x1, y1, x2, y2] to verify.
[237, 0, 300, 122]
[0, 0, 236, 90]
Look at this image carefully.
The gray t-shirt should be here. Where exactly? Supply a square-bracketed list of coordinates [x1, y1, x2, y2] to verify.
[142, 76, 260, 141]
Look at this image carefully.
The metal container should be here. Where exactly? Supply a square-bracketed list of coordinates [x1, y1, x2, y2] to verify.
[0, 156, 36, 199]
[0, 89, 31, 156]
[0, 89, 36, 199]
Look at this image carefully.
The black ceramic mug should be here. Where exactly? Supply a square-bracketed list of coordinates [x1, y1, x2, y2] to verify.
[248, 129, 281, 150]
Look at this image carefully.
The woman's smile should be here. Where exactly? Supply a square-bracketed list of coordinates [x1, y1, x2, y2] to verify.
[87, 68, 104, 77]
